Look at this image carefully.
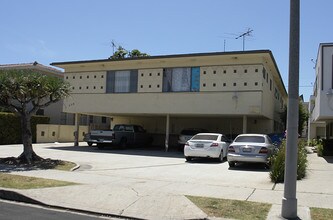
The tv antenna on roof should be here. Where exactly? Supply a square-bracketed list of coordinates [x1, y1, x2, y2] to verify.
[111, 40, 117, 54]
[235, 28, 253, 51]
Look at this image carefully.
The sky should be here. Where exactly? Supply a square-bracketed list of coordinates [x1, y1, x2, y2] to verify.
[1, 0, 332, 101]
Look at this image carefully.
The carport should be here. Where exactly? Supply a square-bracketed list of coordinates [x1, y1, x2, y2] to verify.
[73, 112, 269, 151]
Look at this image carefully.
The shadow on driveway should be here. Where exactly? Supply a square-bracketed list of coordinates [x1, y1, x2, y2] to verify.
[227, 163, 270, 172]
[323, 156, 333, 163]
[46, 145, 185, 159]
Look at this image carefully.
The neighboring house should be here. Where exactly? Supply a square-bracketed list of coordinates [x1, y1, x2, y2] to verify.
[51, 50, 287, 148]
[308, 43, 333, 140]
[0, 62, 110, 143]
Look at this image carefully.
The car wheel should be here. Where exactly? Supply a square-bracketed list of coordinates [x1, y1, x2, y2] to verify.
[228, 161, 235, 167]
[185, 157, 192, 162]
[87, 142, 93, 147]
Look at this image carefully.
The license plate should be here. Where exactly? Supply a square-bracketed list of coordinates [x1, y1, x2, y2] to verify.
[196, 144, 204, 148]
[243, 148, 252, 152]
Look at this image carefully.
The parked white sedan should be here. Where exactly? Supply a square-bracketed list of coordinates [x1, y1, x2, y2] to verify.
[227, 134, 275, 168]
[184, 133, 231, 162]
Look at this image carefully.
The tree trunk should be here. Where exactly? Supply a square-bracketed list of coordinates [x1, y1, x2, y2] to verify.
[19, 112, 41, 163]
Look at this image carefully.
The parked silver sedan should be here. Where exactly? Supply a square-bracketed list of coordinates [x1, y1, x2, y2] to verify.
[227, 134, 275, 168]
[184, 133, 231, 162]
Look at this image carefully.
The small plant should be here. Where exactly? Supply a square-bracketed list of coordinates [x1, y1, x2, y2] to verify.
[316, 139, 324, 157]
[269, 139, 308, 183]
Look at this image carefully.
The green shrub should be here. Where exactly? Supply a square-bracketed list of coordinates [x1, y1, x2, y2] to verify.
[269, 139, 308, 183]
[0, 112, 49, 144]
[316, 139, 324, 157]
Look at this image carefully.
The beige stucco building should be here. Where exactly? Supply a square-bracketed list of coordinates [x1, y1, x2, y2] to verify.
[51, 50, 287, 148]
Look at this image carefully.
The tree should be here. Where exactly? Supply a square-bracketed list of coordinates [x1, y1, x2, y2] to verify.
[109, 46, 149, 60]
[280, 101, 309, 135]
[0, 69, 71, 163]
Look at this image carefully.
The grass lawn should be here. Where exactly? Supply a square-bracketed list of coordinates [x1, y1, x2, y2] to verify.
[0, 158, 78, 189]
[187, 195, 271, 220]
[0, 173, 76, 189]
[311, 207, 333, 220]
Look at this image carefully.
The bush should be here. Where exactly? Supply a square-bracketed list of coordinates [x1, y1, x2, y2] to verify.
[0, 112, 49, 144]
[269, 139, 308, 183]
[316, 139, 324, 157]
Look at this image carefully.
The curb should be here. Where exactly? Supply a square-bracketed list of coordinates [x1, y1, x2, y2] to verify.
[0, 189, 145, 220]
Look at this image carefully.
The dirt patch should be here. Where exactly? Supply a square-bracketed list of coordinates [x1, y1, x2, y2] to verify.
[0, 157, 76, 171]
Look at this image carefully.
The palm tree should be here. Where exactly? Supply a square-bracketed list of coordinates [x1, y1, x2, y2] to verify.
[0, 69, 71, 163]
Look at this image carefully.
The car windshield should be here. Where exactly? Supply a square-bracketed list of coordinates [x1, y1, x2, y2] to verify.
[234, 136, 265, 143]
[192, 134, 218, 141]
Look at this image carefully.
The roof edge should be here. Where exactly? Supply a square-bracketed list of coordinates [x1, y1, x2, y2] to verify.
[51, 50, 272, 66]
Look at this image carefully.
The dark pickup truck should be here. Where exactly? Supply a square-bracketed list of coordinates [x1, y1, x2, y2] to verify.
[84, 124, 153, 149]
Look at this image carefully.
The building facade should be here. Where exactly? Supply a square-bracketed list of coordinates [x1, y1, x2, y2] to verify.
[51, 50, 287, 148]
[309, 43, 333, 140]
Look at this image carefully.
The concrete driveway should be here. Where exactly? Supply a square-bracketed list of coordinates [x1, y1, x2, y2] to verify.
[1, 142, 333, 219]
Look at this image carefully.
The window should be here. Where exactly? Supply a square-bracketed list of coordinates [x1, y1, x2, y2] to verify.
[158, 72, 160, 76]
[223, 70, 227, 74]
[223, 83, 226, 86]
[163, 68, 191, 92]
[73, 76, 75, 79]
[52, 132, 56, 137]
[234, 69, 237, 73]
[213, 83, 216, 87]
[140, 85, 143, 88]
[255, 68, 258, 72]
[80, 76, 82, 79]
[106, 70, 138, 93]
[203, 71, 206, 74]
[102, 117, 107, 124]
[149, 73, 152, 76]
[89, 115, 93, 123]
[94, 75, 97, 78]
[244, 82, 247, 86]
[115, 71, 130, 92]
[203, 83, 206, 87]
[255, 82, 258, 86]
[244, 69, 247, 73]
[263, 68, 266, 79]
[86, 86, 89, 89]
[66, 76, 68, 79]
[87, 76, 89, 79]
[141, 73, 144, 77]
[233, 83, 236, 86]
[41, 131, 45, 136]
[213, 70, 216, 74]
[149, 85, 151, 88]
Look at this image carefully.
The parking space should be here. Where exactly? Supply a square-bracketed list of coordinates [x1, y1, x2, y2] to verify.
[0, 142, 274, 192]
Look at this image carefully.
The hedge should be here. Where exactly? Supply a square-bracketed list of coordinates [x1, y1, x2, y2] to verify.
[0, 112, 49, 144]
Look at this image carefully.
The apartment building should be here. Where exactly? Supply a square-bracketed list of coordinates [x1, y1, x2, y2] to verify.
[51, 50, 287, 148]
[309, 43, 333, 140]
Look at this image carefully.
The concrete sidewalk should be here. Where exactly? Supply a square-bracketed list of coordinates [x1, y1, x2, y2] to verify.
[0, 144, 332, 219]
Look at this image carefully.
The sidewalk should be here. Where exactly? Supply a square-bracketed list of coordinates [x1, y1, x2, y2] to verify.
[1, 144, 332, 219]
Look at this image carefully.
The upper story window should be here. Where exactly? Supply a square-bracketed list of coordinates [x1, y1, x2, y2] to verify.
[106, 70, 138, 93]
[163, 67, 193, 92]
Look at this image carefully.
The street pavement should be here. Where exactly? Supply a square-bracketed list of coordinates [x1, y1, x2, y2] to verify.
[0, 143, 332, 220]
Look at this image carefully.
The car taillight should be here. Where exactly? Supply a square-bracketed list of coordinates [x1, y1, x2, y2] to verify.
[210, 143, 219, 147]
[228, 146, 235, 152]
[259, 147, 268, 154]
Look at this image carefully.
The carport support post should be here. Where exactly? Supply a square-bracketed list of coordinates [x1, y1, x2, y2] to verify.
[74, 113, 80, 146]
[165, 114, 170, 152]
[281, 0, 300, 218]
[242, 115, 247, 133]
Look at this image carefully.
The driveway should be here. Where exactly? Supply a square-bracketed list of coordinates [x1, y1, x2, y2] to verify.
[1, 142, 333, 219]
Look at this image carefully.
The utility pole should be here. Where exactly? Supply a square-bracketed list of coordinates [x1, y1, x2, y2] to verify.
[235, 28, 253, 51]
[281, 0, 300, 218]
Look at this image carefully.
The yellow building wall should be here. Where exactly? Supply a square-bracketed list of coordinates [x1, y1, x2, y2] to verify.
[37, 124, 88, 143]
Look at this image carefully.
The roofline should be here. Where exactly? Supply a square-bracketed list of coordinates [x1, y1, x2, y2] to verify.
[51, 50, 272, 66]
